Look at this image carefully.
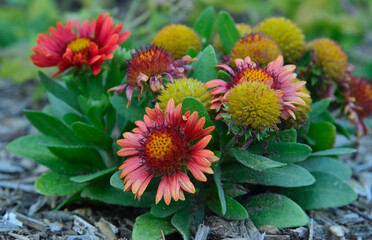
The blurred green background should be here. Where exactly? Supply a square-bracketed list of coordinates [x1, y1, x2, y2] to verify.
[1, 0, 371, 84]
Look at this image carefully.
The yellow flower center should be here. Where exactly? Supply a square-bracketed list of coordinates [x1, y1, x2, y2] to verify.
[242, 69, 273, 83]
[67, 37, 91, 55]
[145, 132, 175, 159]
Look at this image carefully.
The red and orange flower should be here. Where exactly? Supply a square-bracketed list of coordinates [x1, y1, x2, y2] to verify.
[205, 56, 309, 120]
[108, 45, 195, 107]
[117, 99, 218, 205]
[31, 13, 131, 77]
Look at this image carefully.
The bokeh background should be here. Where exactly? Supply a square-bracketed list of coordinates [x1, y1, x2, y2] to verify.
[0, 0, 371, 90]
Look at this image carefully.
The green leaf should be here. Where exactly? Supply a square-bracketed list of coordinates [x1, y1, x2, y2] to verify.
[110, 95, 146, 123]
[151, 200, 188, 218]
[110, 171, 125, 189]
[171, 205, 193, 240]
[81, 175, 154, 207]
[223, 183, 248, 198]
[308, 98, 331, 119]
[132, 213, 176, 240]
[310, 148, 356, 157]
[192, 45, 218, 83]
[307, 121, 336, 151]
[185, 47, 199, 58]
[71, 122, 113, 150]
[70, 167, 117, 183]
[24, 110, 83, 145]
[270, 129, 297, 143]
[194, 6, 215, 47]
[39, 71, 80, 111]
[63, 113, 86, 126]
[297, 157, 352, 180]
[87, 107, 104, 130]
[217, 11, 240, 53]
[242, 193, 308, 229]
[279, 171, 357, 210]
[7, 135, 93, 175]
[35, 172, 87, 196]
[231, 148, 286, 170]
[222, 164, 315, 187]
[207, 194, 249, 220]
[212, 165, 226, 215]
[48, 146, 106, 170]
[182, 97, 214, 128]
[104, 64, 125, 92]
[249, 142, 312, 163]
[216, 70, 231, 82]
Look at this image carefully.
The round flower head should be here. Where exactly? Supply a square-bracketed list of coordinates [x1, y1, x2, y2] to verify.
[31, 13, 131, 78]
[158, 78, 212, 110]
[117, 99, 218, 205]
[226, 81, 281, 130]
[152, 24, 202, 59]
[205, 55, 309, 120]
[230, 33, 282, 66]
[108, 45, 195, 106]
[255, 17, 305, 63]
[281, 80, 312, 129]
[307, 38, 348, 82]
[213, 23, 252, 52]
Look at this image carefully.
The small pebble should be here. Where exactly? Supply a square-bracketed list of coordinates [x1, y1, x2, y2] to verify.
[259, 225, 279, 235]
[329, 225, 345, 237]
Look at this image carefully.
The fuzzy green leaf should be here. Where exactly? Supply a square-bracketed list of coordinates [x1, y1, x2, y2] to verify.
[242, 193, 308, 228]
[308, 98, 331, 119]
[279, 171, 357, 210]
[7, 135, 93, 175]
[70, 167, 117, 183]
[48, 146, 105, 170]
[194, 6, 215, 47]
[151, 200, 188, 218]
[110, 95, 146, 123]
[307, 121, 336, 151]
[231, 148, 286, 170]
[222, 164, 315, 187]
[81, 175, 154, 207]
[39, 71, 80, 111]
[310, 148, 356, 157]
[182, 97, 214, 128]
[132, 213, 176, 240]
[71, 122, 112, 150]
[171, 205, 193, 240]
[249, 142, 312, 163]
[298, 157, 352, 180]
[217, 11, 240, 53]
[212, 164, 227, 215]
[192, 45, 218, 83]
[35, 172, 87, 196]
[207, 194, 249, 220]
[270, 129, 297, 143]
[24, 110, 83, 145]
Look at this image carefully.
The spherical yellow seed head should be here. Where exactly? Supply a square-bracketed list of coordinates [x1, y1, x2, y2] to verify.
[152, 24, 202, 59]
[255, 17, 306, 63]
[230, 33, 282, 66]
[226, 81, 281, 130]
[307, 38, 348, 82]
[213, 23, 252, 52]
[282, 80, 312, 129]
[158, 78, 212, 110]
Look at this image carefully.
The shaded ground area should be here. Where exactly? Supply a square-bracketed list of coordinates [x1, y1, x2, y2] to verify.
[0, 80, 371, 240]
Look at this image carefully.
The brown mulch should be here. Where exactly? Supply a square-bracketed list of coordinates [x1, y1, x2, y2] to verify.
[0, 80, 371, 240]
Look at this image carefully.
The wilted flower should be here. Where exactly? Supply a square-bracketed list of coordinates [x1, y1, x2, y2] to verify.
[307, 38, 348, 82]
[230, 33, 282, 66]
[152, 24, 202, 59]
[344, 76, 372, 137]
[108, 45, 195, 106]
[255, 17, 305, 63]
[205, 56, 309, 120]
[31, 13, 131, 77]
[158, 78, 212, 109]
[117, 99, 218, 205]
